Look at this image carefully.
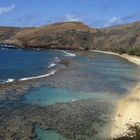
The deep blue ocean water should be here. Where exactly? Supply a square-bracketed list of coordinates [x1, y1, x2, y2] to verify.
[1, 45, 139, 86]
[0, 46, 65, 83]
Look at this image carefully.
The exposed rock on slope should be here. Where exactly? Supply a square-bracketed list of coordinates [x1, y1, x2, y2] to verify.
[0, 21, 140, 55]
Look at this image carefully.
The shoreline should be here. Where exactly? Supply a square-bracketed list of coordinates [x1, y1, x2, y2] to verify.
[92, 50, 140, 138]
[1, 47, 140, 139]
[93, 50, 140, 66]
[0, 52, 115, 140]
[111, 83, 140, 138]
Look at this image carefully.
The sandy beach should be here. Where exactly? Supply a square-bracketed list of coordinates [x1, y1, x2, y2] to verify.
[111, 83, 140, 138]
[92, 50, 140, 138]
[93, 50, 140, 66]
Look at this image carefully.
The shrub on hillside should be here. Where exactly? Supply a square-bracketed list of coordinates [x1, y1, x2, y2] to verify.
[127, 48, 140, 56]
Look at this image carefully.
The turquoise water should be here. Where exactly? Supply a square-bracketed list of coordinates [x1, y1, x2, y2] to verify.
[73, 52, 140, 93]
[23, 51, 140, 107]
[34, 127, 68, 140]
[1, 46, 140, 139]
[24, 86, 112, 106]
[23, 51, 140, 140]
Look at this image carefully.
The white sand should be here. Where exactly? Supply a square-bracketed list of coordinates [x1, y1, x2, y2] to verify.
[93, 50, 140, 66]
[111, 83, 140, 138]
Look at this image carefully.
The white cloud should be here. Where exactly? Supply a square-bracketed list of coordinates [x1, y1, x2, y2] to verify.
[0, 4, 15, 16]
[103, 16, 122, 27]
[109, 17, 120, 22]
[64, 14, 82, 22]
[92, 13, 140, 28]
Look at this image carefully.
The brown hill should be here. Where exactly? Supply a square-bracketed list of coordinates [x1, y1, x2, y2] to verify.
[0, 21, 140, 55]
[93, 21, 140, 55]
[1, 22, 96, 50]
[13, 22, 96, 49]
[0, 27, 21, 41]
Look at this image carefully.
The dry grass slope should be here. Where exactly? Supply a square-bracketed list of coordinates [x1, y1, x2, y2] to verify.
[0, 21, 140, 55]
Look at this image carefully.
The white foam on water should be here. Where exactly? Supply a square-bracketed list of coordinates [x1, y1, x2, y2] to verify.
[20, 70, 57, 81]
[1, 70, 57, 84]
[48, 63, 56, 68]
[62, 50, 76, 57]
[72, 99, 77, 102]
[54, 57, 60, 62]
[48, 57, 61, 68]
[3, 44, 16, 48]
[5, 78, 14, 83]
[1, 48, 8, 50]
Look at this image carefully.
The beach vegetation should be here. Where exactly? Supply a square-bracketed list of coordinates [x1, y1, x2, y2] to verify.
[118, 48, 127, 54]
[127, 48, 140, 56]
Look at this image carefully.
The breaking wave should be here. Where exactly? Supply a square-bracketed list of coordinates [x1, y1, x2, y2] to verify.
[48, 63, 56, 68]
[5, 78, 15, 83]
[62, 50, 76, 57]
[20, 70, 56, 81]
[48, 57, 60, 68]
[1, 70, 57, 84]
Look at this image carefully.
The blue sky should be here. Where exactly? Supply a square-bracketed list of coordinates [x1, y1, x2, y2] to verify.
[0, 0, 140, 28]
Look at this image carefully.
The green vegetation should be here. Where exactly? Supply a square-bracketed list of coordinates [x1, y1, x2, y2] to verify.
[127, 48, 140, 56]
[117, 48, 127, 55]
[115, 47, 140, 56]
[84, 47, 90, 51]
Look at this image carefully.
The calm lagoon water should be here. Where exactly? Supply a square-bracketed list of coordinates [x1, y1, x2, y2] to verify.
[24, 86, 111, 106]
[33, 127, 68, 140]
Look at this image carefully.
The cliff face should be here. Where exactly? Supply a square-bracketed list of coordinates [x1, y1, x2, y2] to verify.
[0, 21, 140, 55]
